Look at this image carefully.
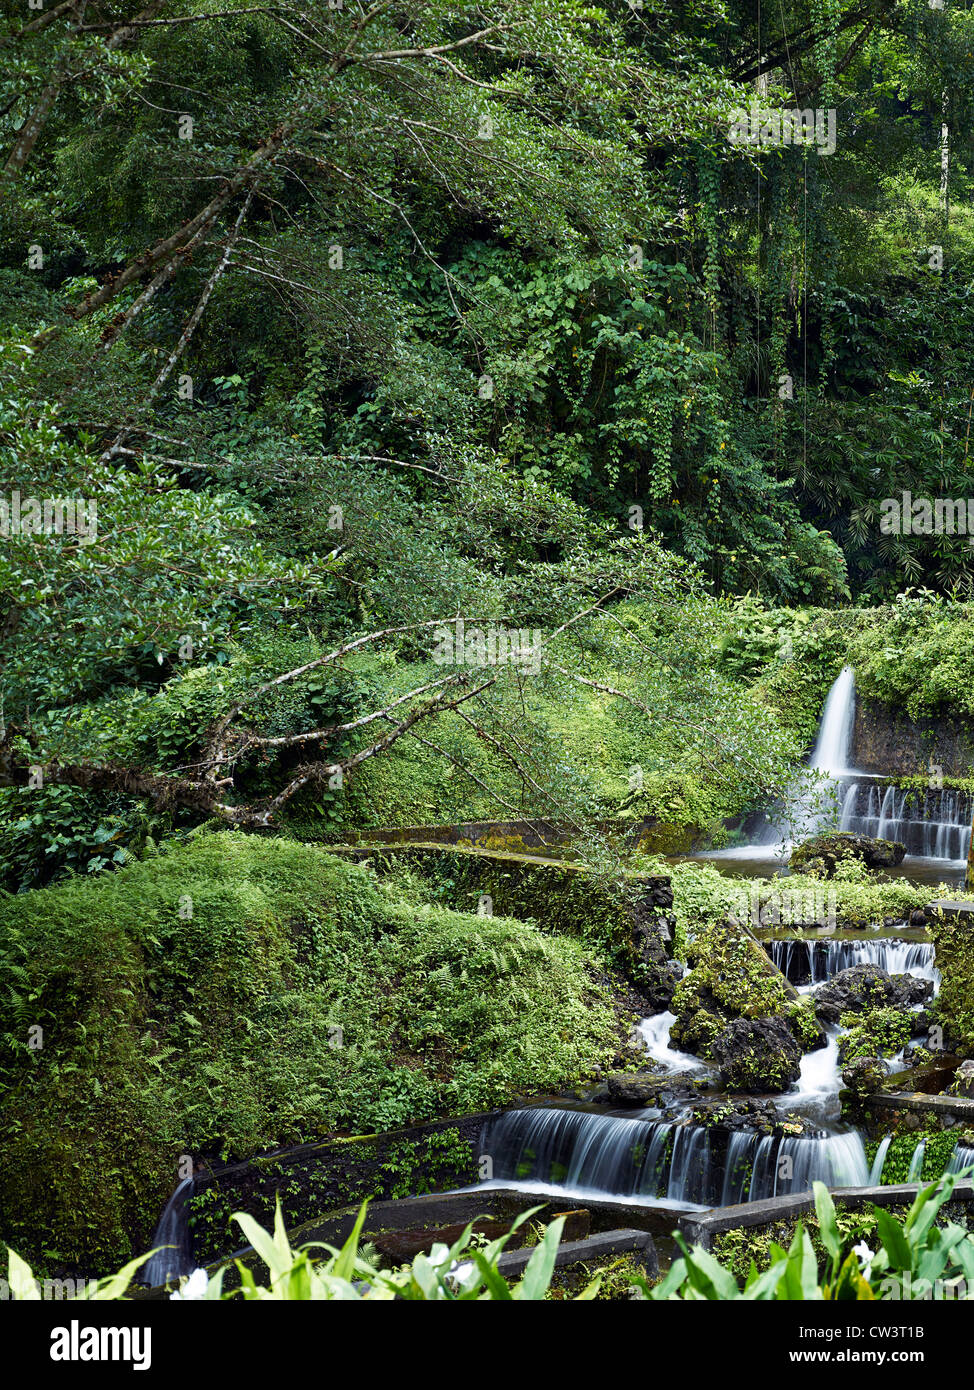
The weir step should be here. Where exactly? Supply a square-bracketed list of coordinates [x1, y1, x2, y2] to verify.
[926, 899, 974, 918]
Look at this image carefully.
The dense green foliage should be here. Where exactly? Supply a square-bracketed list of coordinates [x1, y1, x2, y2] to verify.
[7, 1200, 604, 1301]
[930, 908, 974, 1055]
[5, 0, 974, 1314]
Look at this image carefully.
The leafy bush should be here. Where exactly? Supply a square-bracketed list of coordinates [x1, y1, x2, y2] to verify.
[645, 1175, 974, 1300]
[6, 1201, 598, 1302]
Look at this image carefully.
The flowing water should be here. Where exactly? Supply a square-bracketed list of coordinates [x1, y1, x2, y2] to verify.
[142, 1177, 196, 1286]
[479, 1106, 870, 1209]
[869, 1135, 893, 1185]
[810, 665, 858, 776]
[765, 938, 939, 987]
[698, 665, 971, 870]
[907, 1140, 927, 1182]
[637, 1011, 709, 1075]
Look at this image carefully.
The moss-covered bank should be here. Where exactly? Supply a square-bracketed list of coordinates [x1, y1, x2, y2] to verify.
[0, 832, 631, 1273]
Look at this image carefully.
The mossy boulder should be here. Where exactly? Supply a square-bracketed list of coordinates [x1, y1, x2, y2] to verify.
[790, 831, 905, 877]
[813, 965, 932, 1025]
[929, 910, 974, 1055]
[669, 920, 817, 1066]
[841, 1056, 890, 1096]
[711, 1017, 803, 1092]
[837, 1006, 913, 1063]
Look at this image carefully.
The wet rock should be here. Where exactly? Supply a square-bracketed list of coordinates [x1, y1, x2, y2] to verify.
[909, 910, 928, 927]
[606, 1071, 666, 1105]
[790, 831, 906, 877]
[841, 1055, 889, 1095]
[630, 903, 682, 1011]
[689, 1097, 808, 1135]
[669, 919, 797, 1056]
[813, 964, 933, 1024]
[949, 1059, 974, 1098]
[711, 1016, 802, 1092]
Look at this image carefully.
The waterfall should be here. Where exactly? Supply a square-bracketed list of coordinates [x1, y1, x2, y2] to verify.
[869, 1135, 892, 1185]
[947, 1143, 974, 1176]
[747, 1131, 869, 1199]
[765, 939, 938, 988]
[481, 1107, 870, 1208]
[839, 782, 972, 863]
[727, 664, 972, 864]
[810, 666, 857, 774]
[142, 1177, 195, 1286]
[907, 1140, 926, 1182]
[785, 1028, 841, 1123]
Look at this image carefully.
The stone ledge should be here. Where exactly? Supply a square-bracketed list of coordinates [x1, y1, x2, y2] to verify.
[865, 1090, 974, 1118]
[680, 1181, 974, 1250]
[495, 1228, 658, 1279]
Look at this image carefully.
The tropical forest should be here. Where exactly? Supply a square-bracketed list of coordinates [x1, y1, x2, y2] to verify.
[5, 0, 974, 1353]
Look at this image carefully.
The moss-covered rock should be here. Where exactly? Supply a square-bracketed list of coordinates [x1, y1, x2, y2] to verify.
[790, 831, 905, 877]
[711, 1016, 803, 1092]
[930, 909, 974, 1055]
[668, 919, 817, 1078]
[837, 1007, 913, 1063]
[814, 965, 933, 1025]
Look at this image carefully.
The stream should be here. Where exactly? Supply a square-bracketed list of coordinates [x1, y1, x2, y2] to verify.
[468, 666, 966, 1214]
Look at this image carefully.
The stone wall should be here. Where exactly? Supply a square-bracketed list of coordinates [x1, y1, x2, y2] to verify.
[853, 696, 974, 776]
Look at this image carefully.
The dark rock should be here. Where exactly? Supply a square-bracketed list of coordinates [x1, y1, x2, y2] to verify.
[949, 1059, 974, 1099]
[711, 1016, 802, 1092]
[689, 1097, 809, 1135]
[669, 920, 796, 1056]
[606, 1071, 665, 1105]
[630, 897, 681, 1011]
[790, 831, 906, 877]
[841, 1055, 889, 1095]
[909, 910, 928, 927]
[813, 964, 933, 1025]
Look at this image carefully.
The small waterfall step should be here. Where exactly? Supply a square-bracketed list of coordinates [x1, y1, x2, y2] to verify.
[482, 1107, 870, 1209]
[723, 667, 973, 864]
[765, 938, 938, 987]
[142, 1177, 195, 1287]
[839, 780, 973, 862]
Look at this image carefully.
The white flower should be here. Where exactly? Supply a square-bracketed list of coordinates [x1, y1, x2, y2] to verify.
[852, 1241, 875, 1273]
[169, 1267, 209, 1300]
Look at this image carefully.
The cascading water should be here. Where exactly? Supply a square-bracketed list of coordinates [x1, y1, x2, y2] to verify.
[766, 938, 939, 988]
[839, 782, 972, 863]
[947, 1143, 974, 1176]
[869, 1135, 892, 1185]
[785, 1028, 842, 1123]
[637, 1011, 709, 1075]
[725, 665, 972, 866]
[480, 1107, 870, 1209]
[810, 665, 857, 775]
[907, 1140, 927, 1182]
[142, 1177, 195, 1286]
